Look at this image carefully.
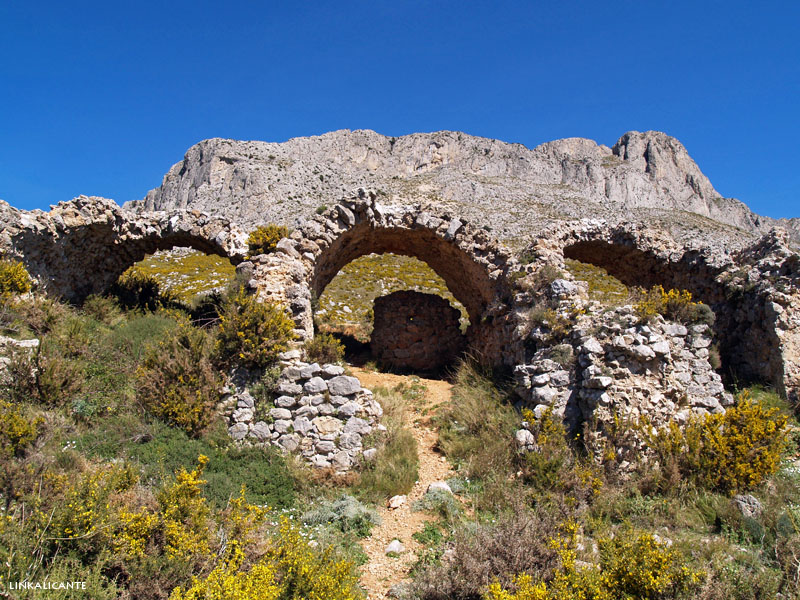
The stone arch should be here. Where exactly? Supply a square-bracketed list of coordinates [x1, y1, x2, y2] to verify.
[0, 196, 248, 302]
[528, 221, 800, 400]
[243, 191, 522, 366]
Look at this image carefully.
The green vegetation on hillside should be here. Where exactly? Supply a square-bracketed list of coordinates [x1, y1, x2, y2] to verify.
[564, 258, 630, 306]
[127, 248, 237, 303]
[0, 285, 368, 598]
[318, 252, 468, 341]
[407, 364, 800, 600]
[2, 254, 799, 599]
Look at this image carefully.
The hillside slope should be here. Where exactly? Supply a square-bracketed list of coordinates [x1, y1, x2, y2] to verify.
[128, 129, 799, 248]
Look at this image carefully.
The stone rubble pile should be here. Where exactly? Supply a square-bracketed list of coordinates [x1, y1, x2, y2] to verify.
[221, 351, 382, 471]
[0, 335, 40, 385]
[514, 294, 734, 457]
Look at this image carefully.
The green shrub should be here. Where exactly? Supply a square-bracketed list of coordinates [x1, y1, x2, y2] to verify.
[112, 267, 178, 311]
[136, 324, 222, 437]
[302, 494, 380, 537]
[642, 390, 788, 494]
[304, 332, 345, 364]
[34, 342, 85, 406]
[109, 312, 181, 362]
[437, 362, 517, 482]
[247, 224, 288, 256]
[524, 303, 574, 344]
[0, 258, 31, 300]
[412, 489, 462, 522]
[81, 418, 295, 509]
[215, 287, 295, 369]
[12, 294, 70, 335]
[518, 408, 603, 502]
[3, 342, 84, 407]
[82, 294, 124, 325]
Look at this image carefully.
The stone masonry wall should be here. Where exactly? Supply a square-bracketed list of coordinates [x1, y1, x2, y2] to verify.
[371, 291, 465, 372]
[221, 351, 382, 471]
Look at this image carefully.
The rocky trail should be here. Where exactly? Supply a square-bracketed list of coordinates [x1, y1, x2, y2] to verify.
[350, 367, 456, 600]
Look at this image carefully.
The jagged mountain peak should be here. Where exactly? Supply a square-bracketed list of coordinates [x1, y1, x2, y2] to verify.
[127, 129, 797, 248]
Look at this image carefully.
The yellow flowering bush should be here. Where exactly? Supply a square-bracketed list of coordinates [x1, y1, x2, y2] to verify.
[0, 258, 31, 301]
[247, 224, 288, 257]
[220, 485, 268, 548]
[170, 515, 363, 600]
[170, 542, 282, 600]
[113, 456, 213, 562]
[215, 287, 295, 369]
[115, 509, 160, 558]
[0, 399, 42, 458]
[485, 526, 702, 600]
[642, 389, 788, 493]
[136, 324, 222, 436]
[634, 285, 714, 326]
[48, 463, 138, 557]
[157, 455, 212, 559]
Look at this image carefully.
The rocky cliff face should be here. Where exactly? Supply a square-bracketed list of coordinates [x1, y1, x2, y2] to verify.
[128, 129, 799, 248]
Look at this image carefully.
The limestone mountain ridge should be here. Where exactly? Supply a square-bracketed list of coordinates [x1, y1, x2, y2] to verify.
[127, 129, 799, 248]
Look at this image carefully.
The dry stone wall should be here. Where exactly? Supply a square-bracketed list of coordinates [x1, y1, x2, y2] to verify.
[220, 351, 383, 470]
[371, 290, 465, 372]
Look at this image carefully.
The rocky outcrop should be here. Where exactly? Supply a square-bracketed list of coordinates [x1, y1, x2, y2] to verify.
[127, 129, 799, 248]
[371, 291, 465, 372]
[221, 353, 382, 471]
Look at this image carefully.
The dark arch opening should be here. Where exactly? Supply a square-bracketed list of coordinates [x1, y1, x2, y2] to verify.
[312, 224, 498, 329]
[311, 223, 506, 372]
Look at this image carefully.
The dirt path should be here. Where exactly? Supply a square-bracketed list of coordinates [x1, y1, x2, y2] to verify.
[351, 367, 455, 599]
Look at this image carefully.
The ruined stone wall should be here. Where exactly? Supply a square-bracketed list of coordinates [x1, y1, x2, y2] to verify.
[3, 193, 799, 468]
[0, 196, 248, 302]
[221, 351, 383, 470]
[525, 220, 800, 402]
[240, 190, 522, 366]
[371, 291, 465, 372]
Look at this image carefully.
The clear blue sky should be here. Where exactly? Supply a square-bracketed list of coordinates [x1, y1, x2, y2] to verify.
[1, 1, 798, 218]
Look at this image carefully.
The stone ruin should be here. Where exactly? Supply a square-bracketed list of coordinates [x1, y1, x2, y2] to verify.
[222, 353, 383, 470]
[2, 190, 799, 469]
[370, 290, 465, 372]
